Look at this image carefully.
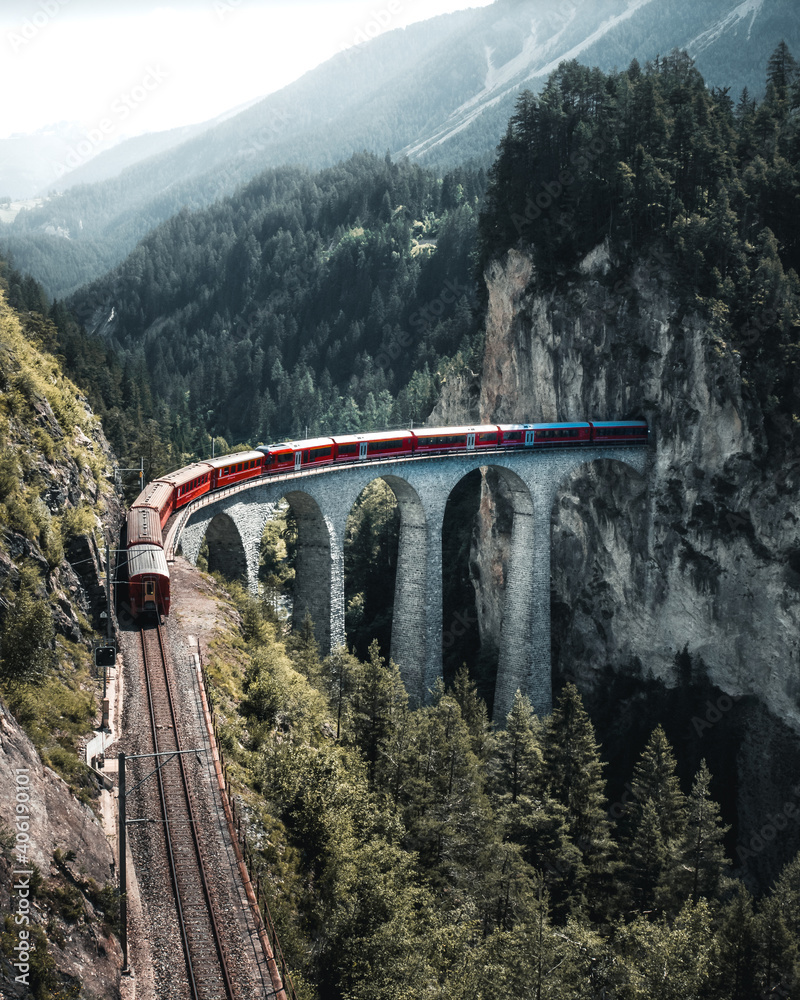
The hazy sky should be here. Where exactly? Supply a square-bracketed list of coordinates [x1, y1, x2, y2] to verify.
[0, 0, 495, 141]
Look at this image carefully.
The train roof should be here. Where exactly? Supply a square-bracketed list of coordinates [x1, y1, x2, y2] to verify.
[127, 544, 169, 578]
[127, 508, 163, 546]
[260, 437, 336, 452]
[155, 462, 214, 487]
[203, 450, 264, 470]
[590, 420, 648, 426]
[498, 422, 592, 430]
[331, 430, 415, 444]
[414, 425, 500, 436]
[131, 480, 174, 510]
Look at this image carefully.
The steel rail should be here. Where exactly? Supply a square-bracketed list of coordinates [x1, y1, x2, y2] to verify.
[140, 619, 236, 1000]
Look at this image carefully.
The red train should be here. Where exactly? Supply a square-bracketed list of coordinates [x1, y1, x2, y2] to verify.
[125, 420, 648, 617]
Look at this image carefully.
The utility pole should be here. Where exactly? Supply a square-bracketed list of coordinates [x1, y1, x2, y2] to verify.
[105, 542, 113, 645]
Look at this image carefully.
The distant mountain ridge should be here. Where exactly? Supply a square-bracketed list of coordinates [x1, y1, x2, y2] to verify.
[2, 0, 797, 297]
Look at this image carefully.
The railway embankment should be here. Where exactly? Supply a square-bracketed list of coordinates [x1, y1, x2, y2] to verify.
[117, 557, 286, 999]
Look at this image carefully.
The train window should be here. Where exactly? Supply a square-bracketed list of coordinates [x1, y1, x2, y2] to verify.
[505, 431, 523, 441]
[368, 439, 401, 453]
[338, 443, 358, 456]
[478, 433, 495, 444]
[312, 447, 333, 459]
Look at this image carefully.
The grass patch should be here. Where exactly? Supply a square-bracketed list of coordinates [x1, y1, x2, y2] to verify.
[2, 638, 101, 807]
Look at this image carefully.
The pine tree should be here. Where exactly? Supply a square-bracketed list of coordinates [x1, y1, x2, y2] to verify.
[627, 725, 688, 842]
[766, 41, 798, 101]
[450, 665, 493, 759]
[348, 639, 408, 790]
[397, 693, 492, 895]
[625, 798, 668, 915]
[543, 683, 616, 916]
[473, 878, 603, 1000]
[711, 883, 760, 1000]
[672, 760, 730, 905]
[490, 690, 544, 804]
[757, 850, 800, 996]
[613, 898, 715, 1000]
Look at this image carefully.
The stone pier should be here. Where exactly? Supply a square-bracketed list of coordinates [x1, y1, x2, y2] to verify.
[173, 447, 648, 719]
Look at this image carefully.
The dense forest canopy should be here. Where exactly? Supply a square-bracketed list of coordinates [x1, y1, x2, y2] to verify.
[217, 589, 800, 1000]
[64, 154, 486, 474]
[479, 46, 800, 434]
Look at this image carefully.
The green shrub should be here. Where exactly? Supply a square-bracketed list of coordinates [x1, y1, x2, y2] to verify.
[61, 504, 96, 541]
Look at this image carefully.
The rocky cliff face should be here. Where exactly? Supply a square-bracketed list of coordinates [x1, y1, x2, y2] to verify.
[0, 703, 122, 998]
[0, 289, 125, 994]
[446, 245, 800, 887]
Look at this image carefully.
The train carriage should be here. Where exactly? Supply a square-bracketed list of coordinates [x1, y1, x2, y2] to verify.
[127, 506, 163, 548]
[156, 462, 214, 510]
[498, 424, 537, 447]
[205, 451, 265, 490]
[131, 480, 175, 530]
[498, 422, 593, 447]
[332, 431, 414, 462]
[258, 438, 336, 473]
[128, 544, 171, 617]
[258, 443, 296, 473]
[412, 425, 501, 453]
[590, 420, 649, 444]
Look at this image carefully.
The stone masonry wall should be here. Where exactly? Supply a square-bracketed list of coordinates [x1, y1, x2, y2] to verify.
[173, 448, 649, 717]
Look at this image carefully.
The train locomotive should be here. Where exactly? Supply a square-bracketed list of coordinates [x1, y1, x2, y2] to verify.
[125, 420, 648, 618]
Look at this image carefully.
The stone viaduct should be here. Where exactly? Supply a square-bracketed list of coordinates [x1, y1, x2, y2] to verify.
[167, 447, 648, 721]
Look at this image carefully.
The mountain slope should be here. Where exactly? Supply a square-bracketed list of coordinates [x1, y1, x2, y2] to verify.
[2, 0, 798, 297]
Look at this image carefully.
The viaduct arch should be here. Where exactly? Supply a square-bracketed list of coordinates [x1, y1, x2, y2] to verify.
[171, 447, 649, 720]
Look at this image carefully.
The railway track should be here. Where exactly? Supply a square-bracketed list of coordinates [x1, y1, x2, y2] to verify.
[140, 619, 236, 1000]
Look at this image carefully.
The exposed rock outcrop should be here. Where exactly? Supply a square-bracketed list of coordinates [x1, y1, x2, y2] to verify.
[464, 246, 800, 886]
[0, 700, 122, 998]
[0, 289, 125, 993]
